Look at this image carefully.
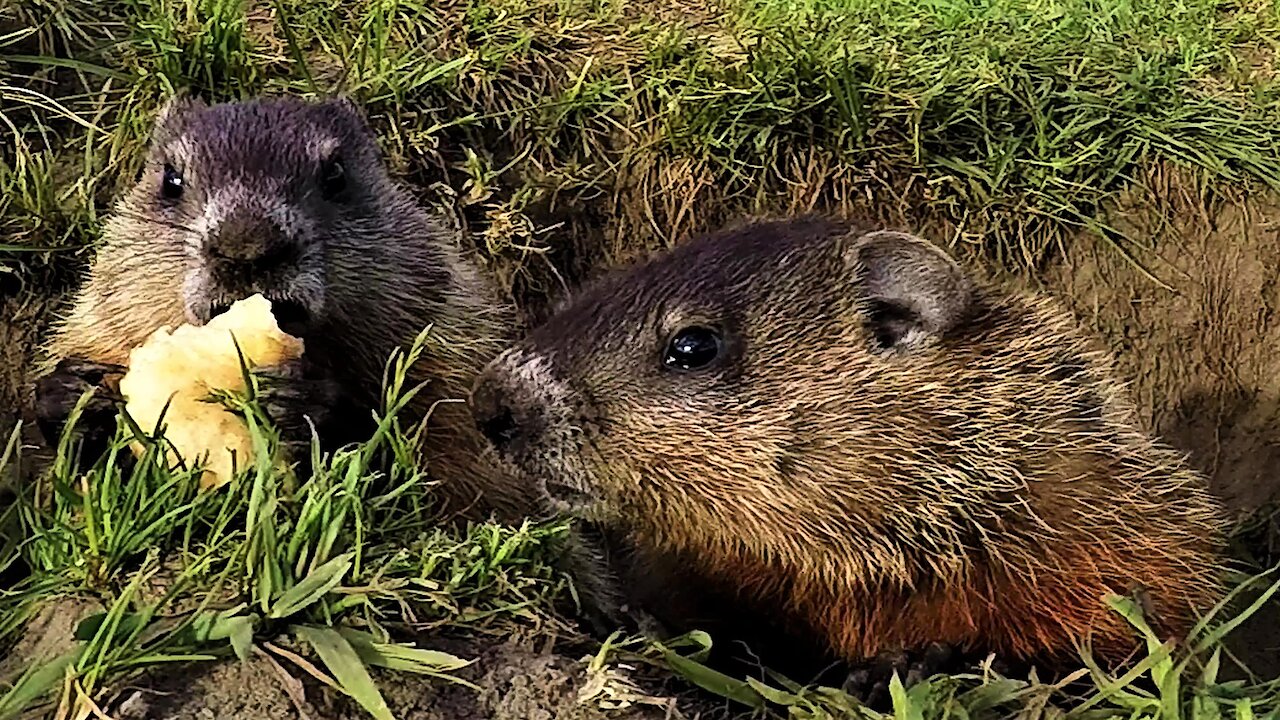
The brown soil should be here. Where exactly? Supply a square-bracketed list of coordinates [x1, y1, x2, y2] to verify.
[0, 595, 106, 682]
[1038, 186, 1280, 517]
[108, 638, 692, 720]
[2, 596, 704, 720]
[0, 293, 49, 444]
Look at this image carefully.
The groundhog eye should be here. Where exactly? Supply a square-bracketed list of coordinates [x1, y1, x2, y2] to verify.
[663, 326, 722, 372]
[160, 164, 184, 200]
[320, 157, 346, 199]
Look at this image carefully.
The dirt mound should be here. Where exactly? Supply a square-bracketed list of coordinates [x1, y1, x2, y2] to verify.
[1038, 184, 1280, 518]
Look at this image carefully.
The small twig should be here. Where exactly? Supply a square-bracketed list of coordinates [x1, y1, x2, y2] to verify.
[262, 641, 342, 694]
[72, 680, 116, 720]
[255, 645, 314, 720]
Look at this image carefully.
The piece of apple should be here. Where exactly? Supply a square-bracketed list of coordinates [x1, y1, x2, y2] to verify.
[118, 294, 304, 489]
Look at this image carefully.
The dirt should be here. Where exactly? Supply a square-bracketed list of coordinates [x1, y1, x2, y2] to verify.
[0, 594, 705, 720]
[1037, 188, 1280, 516]
[0, 293, 48, 443]
[105, 635, 697, 720]
[0, 595, 106, 682]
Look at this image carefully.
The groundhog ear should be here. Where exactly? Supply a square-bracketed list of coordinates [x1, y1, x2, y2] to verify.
[153, 93, 207, 135]
[316, 96, 375, 134]
[845, 230, 975, 351]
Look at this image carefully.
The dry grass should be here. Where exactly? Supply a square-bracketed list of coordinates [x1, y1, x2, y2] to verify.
[5, 0, 1280, 307]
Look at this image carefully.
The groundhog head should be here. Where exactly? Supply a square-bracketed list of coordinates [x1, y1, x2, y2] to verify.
[468, 218, 1028, 532]
[123, 94, 390, 337]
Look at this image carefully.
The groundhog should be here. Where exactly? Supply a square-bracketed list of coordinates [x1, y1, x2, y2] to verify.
[33, 95, 538, 522]
[469, 217, 1231, 691]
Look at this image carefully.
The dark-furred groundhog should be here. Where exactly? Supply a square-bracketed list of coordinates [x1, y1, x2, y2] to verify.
[469, 217, 1231, 684]
[34, 95, 538, 522]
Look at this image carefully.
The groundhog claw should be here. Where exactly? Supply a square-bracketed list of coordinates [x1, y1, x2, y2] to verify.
[34, 357, 126, 461]
[841, 642, 956, 709]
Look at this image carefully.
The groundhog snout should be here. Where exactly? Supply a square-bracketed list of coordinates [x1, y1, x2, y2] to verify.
[471, 382, 546, 457]
[205, 213, 300, 271]
[470, 352, 564, 458]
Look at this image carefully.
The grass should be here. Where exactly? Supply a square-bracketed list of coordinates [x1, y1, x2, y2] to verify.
[4, 0, 1280, 298]
[5, 0, 1280, 717]
[0, 330, 575, 718]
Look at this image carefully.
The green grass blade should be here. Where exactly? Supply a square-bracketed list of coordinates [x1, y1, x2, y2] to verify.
[268, 552, 354, 620]
[890, 673, 923, 720]
[0, 647, 82, 719]
[337, 628, 476, 687]
[652, 640, 764, 709]
[293, 625, 395, 720]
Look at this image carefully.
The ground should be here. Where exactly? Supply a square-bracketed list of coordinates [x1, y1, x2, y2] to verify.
[0, 597, 697, 720]
[5, 0, 1280, 718]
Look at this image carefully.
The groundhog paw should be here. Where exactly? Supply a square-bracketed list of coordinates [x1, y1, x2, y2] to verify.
[34, 358, 126, 461]
[622, 604, 668, 639]
[577, 583, 668, 639]
[252, 359, 342, 452]
[842, 642, 956, 710]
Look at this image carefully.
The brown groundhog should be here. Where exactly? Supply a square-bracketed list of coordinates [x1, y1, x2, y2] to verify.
[33, 95, 537, 522]
[469, 217, 1231, 688]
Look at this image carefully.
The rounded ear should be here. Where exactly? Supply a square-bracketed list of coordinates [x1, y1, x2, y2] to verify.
[318, 94, 362, 116]
[315, 95, 375, 138]
[152, 92, 207, 137]
[845, 230, 975, 351]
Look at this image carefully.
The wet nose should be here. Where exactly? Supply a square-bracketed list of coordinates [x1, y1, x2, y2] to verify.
[479, 405, 520, 449]
[206, 213, 297, 269]
[471, 365, 544, 453]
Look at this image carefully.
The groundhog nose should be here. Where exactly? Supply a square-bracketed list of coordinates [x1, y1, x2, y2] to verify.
[479, 406, 521, 449]
[472, 374, 543, 453]
[206, 214, 297, 268]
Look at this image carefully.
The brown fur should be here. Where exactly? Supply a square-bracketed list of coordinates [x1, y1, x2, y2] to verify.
[37, 95, 537, 522]
[471, 216, 1230, 668]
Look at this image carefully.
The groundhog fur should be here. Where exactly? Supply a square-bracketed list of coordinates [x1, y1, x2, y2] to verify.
[33, 95, 537, 522]
[470, 216, 1232, 686]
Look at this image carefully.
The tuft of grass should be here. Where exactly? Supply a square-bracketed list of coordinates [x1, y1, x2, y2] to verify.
[589, 574, 1280, 720]
[0, 328, 572, 719]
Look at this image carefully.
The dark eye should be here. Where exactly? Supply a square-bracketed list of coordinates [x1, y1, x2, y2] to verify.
[161, 164, 183, 200]
[320, 157, 346, 199]
[663, 326, 722, 371]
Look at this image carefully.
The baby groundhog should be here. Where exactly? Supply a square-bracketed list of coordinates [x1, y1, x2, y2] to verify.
[470, 217, 1230, 684]
[35, 95, 536, 521]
